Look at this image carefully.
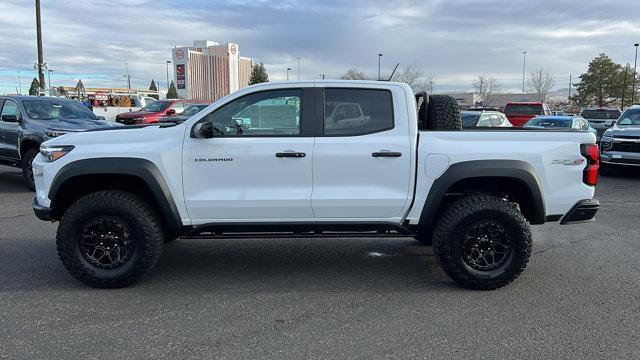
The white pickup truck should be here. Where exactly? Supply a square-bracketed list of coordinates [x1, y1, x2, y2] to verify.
[32, 81, 601, 290]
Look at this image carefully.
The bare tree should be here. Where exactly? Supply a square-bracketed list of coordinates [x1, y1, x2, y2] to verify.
[472, 74, 502, 106]
[392, 63, 436, 93]
[340, 68, 369, 80]
[526, 68, 556, 101]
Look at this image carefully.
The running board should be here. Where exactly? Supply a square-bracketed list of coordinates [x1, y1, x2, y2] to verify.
[182, 221, 417, 239]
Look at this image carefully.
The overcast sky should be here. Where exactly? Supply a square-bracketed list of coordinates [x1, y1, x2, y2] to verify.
[1, 0, 639, 95]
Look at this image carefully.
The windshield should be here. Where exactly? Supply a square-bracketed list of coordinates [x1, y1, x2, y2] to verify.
[183, 104, 208, 116]
[504, 104, 543, 115]
[580, 109, 620, 120]
[461, 112, 481, 127]
[140, 100, 171, 112]
[617, 109, 640, 126]
[525, 118, 572, 128]
[22, 99, 97, 120]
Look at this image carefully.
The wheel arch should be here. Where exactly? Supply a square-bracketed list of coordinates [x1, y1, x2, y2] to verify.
[418, 160, 546, 227]
[20, 135, 44, 159]
[49, 158, 184, 234]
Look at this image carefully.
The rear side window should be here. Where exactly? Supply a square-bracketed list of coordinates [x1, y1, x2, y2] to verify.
[323, 89, 393, 135]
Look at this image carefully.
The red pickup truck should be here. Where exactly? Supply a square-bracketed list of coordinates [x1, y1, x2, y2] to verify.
[503, 102, 551, 127]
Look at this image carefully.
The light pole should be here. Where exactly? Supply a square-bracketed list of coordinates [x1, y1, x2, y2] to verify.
[286, 67, 291, 81]
[297, 57, 301, 80]
[165, 60, 171, 95]
[47, 69, 52, 97]
[35, 0, 45, 93]
[522, 51, 527, 94]
[378, 53, 383, 80]
[17, 70, 22, 95]
[319, 74, 325, 80]
[124, 62, 131, 95]
[633, 43, 639, 106]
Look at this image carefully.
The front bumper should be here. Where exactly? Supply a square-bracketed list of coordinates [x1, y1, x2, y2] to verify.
[601, 150, 640, 167]
[560, 199, 599, 225]
[33, 196, 53, 221]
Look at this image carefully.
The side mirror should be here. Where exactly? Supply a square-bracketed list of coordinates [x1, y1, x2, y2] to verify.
[192, 122, 214, 139]
[166, 109, 176, 116]
[1, 114, 20, 123]
[96, 116, 106, 120]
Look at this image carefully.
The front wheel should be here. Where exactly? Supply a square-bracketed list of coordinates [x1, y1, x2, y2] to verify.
[22, 149, 38, 191]
[56, 190, 165, 288]
[433, 195, 532, 290]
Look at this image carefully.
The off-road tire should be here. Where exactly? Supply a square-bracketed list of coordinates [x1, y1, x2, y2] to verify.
[56, 190, 164, 288]
[426, 95, 462, 131]
[433, 195, 532, 290]
[22, 148, 38, 191]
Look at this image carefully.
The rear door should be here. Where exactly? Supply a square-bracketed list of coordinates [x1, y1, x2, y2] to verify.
[311, 86, 412, 219]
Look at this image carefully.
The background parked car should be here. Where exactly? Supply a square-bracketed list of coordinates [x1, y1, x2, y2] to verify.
[523, 115, 596, 136]
[0, 95, 119, 189]
[158, 103, 211, 124]
[461, 110, 512, 128]
[600, 105, 640, 173]
[579, 108, 621, 139]
[115, 99, 189, 125]
[503, 102, 551, 127]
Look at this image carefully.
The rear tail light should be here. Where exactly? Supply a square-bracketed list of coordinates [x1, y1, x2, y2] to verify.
[581, 144, 599, 186]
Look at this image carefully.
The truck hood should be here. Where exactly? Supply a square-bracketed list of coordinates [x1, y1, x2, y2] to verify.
[42, 123, 183, 147]
[603, 125, 640, 137]
[35, 117, 120, 132]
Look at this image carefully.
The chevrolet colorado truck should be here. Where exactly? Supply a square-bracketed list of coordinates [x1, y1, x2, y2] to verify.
[31, 81, 600, 290]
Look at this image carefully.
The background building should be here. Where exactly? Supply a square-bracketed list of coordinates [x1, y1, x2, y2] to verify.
[172, 40, 252, 101]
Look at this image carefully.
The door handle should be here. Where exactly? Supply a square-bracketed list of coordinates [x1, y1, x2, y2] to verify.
[372, 151, 402, 157]
[276, 151, 306, 158]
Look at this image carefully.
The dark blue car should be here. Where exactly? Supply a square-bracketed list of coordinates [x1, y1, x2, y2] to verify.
[0, 95, 120, 189]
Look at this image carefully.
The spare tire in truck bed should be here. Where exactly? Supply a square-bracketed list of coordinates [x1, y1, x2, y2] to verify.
[426, 95, 462, 131]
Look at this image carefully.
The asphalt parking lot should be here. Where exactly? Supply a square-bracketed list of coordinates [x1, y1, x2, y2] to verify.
[1, 165, 639, 359]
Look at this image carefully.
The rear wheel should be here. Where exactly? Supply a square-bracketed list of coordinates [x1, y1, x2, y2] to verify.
[56, 190, 164, 288]
[433, 195, 532, 290]
[21, 148, 38, 191]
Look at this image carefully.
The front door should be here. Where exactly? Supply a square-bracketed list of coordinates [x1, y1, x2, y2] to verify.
[183, 87, 315, 224]
[311, 87, 413, 219]
[0, 99, 21, 159]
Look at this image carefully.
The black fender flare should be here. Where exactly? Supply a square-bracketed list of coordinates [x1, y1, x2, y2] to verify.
[418, 160, 546, 227]
[49, 158, 184, 233]
[19, 134, 45, 157]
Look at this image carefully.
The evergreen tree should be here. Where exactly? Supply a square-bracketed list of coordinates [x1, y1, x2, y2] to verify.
[166, 81, 178, 99]
[149, 79, 158, 91]
[249, 63, 269, 84]
[28, 78, 41, 95]
[571, 53, 633, 107]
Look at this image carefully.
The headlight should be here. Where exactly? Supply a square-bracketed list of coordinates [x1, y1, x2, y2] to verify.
[39, 145, 74, 162]
[600, 135, 613, 151]
[45, 129, 67, 138]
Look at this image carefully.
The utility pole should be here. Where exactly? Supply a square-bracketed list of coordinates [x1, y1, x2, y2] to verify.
[633, 43, 639, 106]
[378, 53, 383, 80]
[522, 51, 527, 94]
[35, 0, 45, 93]
[568, 74, 572, 101]
[286, 67, 291, 81]
[18, 71, 22, 95]
[297, 57, 301, 80]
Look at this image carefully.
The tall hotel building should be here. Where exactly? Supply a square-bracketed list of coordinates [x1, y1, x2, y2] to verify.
[171, 40, 252, 101]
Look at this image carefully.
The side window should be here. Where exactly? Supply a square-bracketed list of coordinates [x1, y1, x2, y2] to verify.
[0, 100, 20, 121]
[202, 89, 302, 136]
[324, 89, 393, 135]
[170, 101, 185, 113]
[477, 114, 491, 127]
